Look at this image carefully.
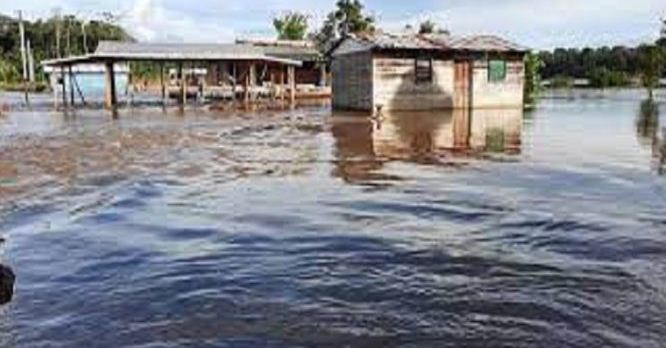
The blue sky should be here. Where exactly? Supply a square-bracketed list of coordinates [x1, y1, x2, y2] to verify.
[2, 0, 665, 49]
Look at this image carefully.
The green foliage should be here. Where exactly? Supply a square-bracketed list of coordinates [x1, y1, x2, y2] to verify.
[0, 58, 19, 83]
[314, 0, 375, 51]
[550, 75, 574, 88]
[418, 20, 437, 34]
[0, 13, 132, 84]
[273, 12, 309, 40]
[523, 53, 543, 107]
[638, 45, 663, 99]
[587, 67, 630, 88]
[539, 43, 666, 84]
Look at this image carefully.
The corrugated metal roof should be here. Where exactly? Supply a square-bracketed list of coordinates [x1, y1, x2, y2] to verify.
[43, 41, 304, 67]
[447, 35, 528, 53]
[333, 33, 528, 54]
[353, 32, 441, 50]
[95, 41, 264, 58]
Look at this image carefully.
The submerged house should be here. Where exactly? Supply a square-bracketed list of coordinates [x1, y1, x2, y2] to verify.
[330, 33, 528, 111]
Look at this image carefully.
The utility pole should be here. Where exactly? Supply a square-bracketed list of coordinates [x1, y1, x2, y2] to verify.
[18, 10, 29, 105]
[54, 8, 62, 58]
[27, 39, 35, 83]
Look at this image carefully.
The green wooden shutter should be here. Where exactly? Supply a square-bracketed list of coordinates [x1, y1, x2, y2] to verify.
[488, 60, 507, 82]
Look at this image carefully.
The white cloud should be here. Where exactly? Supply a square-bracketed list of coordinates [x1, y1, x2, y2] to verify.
[1, 0, 664, 47]
[387, 0, 666, 48]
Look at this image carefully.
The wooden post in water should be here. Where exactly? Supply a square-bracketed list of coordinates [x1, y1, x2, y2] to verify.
[160, 63, 166, 107]
[270, 72, 276, 101]
[104, 61, 117, 110]
[243, 70, 250, 106]
[249, 62, 256, 101]
[60, 66, 67, 109]
[288, 65, 296, 108]
[178, 62, 186, 106]
[231, 63, 237, 104]
[319, 64, 327, 87]
[279, 69, 285, 102]
[68, 65, 75, 107]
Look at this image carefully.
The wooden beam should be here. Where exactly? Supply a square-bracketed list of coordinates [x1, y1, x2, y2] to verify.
[60, 66, 67, 109]
[68, 65, 75, 106]
[249, 62, 256, 101]
[232, 63, 237, 103]
[279, 70, 284, 102]
[160, 63, 166, 107]
[179, 62, 186, 106]
[243, 65, 250, 105]
[288, 65, 296, 107]
[104, 62, 117, 109]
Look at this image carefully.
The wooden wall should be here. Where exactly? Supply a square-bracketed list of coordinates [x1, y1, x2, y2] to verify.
[372, 54, 455, 111]
[471, 59, 524, 108]
[331, 50, 525, 112]
[332, 52, 374, 111]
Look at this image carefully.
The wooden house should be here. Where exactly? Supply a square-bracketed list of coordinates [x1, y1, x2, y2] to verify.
[330, 33, 528, 111]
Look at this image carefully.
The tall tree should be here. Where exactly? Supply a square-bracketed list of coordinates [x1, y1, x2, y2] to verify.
[418, 20, 437, 34]
[314, 0, 375, 51]
[273, 12, 308, 40]
[639, 45, 663, 100]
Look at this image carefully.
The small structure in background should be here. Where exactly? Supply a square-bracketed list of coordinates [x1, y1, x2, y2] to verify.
[330, 32, 528, 111]
[42, 41, 306, 110]
[43, 63, 129, 107]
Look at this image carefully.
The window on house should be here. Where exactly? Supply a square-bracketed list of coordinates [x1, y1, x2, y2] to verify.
[415, 58, 433, 84]
[488, 60, 507, 82]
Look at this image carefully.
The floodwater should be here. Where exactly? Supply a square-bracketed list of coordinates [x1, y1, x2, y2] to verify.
[0, 89, 665, 347]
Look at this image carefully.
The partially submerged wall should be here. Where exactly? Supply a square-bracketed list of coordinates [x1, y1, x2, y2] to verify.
[471, 59, 524, 108]
[372, 54, 455, 111]
[332, 52, 374, 111]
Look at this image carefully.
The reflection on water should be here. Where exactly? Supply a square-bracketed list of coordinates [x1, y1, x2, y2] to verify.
[331, 108, 522, 183]
[1, 90, 666, 347]
[635, 100, 666, 174]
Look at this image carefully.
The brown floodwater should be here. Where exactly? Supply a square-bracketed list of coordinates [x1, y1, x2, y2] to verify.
[0, 89, 665, 347]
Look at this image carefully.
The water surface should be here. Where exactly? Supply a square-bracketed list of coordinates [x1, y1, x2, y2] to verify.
[0, 89, 665, 347]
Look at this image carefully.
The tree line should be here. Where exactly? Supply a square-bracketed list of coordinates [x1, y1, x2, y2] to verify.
[0, 13, 131, 85]
[538, 41, 666, 89]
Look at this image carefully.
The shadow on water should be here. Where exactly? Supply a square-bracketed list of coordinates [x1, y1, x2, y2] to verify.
[330, 108, 523, 184]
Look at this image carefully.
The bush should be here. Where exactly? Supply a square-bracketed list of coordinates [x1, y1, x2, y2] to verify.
[550, 75, 574, 88]
[588, 67, 630, 88]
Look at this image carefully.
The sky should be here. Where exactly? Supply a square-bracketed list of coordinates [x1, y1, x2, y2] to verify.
[1, 0, 665, 49]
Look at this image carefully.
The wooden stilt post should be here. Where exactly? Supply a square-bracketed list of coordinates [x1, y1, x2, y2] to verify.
[249, 62, 256, 101]
[68, 65, 75, 106]
[243, 66, 250, 106]
[232, 63, 237, 104]
[160, 62, 166, 107]
[319, 64, 327, 87]
[279, 69, 285, 102]
[52, 73, 58, 109]
[270, 72, 276, 101]
[178, 62, 186, 106]
[60, 65, 67, 109]
[104, 61, 117, 110]
[288, 65, 296, 108]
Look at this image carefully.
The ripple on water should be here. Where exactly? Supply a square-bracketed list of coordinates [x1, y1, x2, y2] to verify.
[2, 92, 666, 347]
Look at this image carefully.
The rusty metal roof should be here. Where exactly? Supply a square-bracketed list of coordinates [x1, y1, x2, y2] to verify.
[353, 32, 441, 50]
[447, 35, 529, 53]
[332, 32, 528, 55]
[42, 41, 305, 67]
